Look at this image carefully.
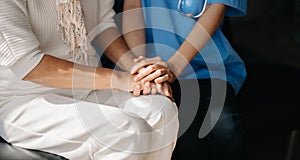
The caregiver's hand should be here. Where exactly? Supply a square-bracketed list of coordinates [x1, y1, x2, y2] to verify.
[130, 56, 177, 84]
[130, 56, 165, 74]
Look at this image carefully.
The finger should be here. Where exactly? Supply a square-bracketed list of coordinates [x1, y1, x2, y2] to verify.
[154, 74, 169, 84]
[163, 82, 172, 98]
[152, 57, 168, 67]
[131, 63, 149, 74]
[137, 67, 146, 74]
[142, 82, 151, 95]
[134, 65, 159, 82]
[131, 57, 163, 74]
[131, 60, 155, 74]
[133, 84, 142, 96]
[141, 69, 167, 83]
[151, 83, 157, 95]
[152, 56, 162, 62]
[133, 56, 145, 63]
[156, 83, 163, 96]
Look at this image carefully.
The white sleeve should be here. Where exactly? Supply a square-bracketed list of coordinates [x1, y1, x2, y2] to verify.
[88, 0, 117, 41]
[0, 0, 44, 79]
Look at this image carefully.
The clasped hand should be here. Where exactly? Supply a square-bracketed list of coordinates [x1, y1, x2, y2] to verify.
[130, 56, 176, 100]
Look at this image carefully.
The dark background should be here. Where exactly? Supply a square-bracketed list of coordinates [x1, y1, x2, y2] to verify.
[224, 0, 300, 159]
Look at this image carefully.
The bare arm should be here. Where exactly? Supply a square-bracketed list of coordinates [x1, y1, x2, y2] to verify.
[93, 27, 138, 72]
[167, 3, 226, 76]
[23, 54, 135, 92]
[123, 0, 146, 57]
[132, 3, 227, 82]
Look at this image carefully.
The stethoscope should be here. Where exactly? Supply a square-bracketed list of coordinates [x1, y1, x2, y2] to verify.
[177, 0, 208, 18]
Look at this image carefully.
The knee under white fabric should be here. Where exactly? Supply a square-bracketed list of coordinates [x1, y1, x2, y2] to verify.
[0, 91, 178, 160]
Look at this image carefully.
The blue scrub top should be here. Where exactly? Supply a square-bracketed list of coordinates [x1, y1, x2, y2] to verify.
[140, 0, 247, 94]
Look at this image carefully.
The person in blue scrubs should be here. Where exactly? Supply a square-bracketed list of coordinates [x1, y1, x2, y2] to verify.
[119, 0, 247, 159]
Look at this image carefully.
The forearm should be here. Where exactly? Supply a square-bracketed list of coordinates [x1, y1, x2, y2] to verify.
[23, 54, 129, 91]
[167, 3, 226, 76]
[123, 0, 146, 57]
[94, 27, 137, 72]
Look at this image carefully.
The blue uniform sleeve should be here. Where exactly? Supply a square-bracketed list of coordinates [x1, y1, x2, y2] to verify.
[207, 0, 247, 16]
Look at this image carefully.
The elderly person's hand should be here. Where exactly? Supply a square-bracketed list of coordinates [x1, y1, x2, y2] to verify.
[131, 80, 174, 101]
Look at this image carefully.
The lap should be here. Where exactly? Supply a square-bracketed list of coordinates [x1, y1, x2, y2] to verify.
[0, 91, 178, 158]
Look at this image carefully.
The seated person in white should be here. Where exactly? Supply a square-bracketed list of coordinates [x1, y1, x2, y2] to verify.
[0, 0, 178, 160]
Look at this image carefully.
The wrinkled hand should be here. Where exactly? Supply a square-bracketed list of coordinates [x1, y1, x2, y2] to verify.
[131, 56, 176, 84]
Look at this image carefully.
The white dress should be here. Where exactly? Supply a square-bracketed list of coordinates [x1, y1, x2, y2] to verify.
[0, 1, 179, 159]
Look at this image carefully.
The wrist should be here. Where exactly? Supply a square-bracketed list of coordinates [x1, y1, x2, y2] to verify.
[167, 52, 190, 77]
[118, 52, 137, 72]
[111, 70, 134, 91]
[166, 61, 182, 78]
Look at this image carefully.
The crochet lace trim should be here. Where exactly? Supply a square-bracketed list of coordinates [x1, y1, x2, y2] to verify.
[56, 0, 88, 56]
